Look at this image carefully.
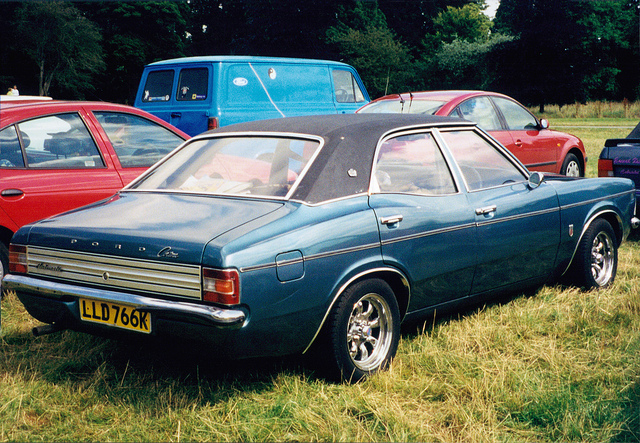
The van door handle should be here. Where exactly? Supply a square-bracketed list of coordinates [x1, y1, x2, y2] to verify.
[171, 112, 182, 118]
[1, 189, 24, 197]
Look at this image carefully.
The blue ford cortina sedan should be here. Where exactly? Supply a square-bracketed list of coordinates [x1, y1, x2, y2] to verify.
[3, 114, 637, 382]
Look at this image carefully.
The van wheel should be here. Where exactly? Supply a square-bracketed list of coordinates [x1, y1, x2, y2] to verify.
[571, 218, 617, 289]
[326, 279, 400, 382]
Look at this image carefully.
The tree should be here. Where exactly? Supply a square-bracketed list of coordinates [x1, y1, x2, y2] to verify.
[432, 3, 493, 44]
[491, 0, 589, 109]
[326, 1, 415, 97]
[80, 1, 189, 103]
[13, 1, 104, 98]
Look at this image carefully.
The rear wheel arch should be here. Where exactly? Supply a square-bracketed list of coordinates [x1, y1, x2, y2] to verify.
[304, 267, 410, 351]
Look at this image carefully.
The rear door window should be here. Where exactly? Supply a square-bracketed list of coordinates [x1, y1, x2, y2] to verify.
[14, 114, 104, 169]
[177, 67, 209, 101]
[332, 69, 366, 103]
[142, 70, 174, 102]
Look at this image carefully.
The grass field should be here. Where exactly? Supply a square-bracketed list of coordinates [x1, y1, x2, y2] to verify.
[1, 111, 640, 442]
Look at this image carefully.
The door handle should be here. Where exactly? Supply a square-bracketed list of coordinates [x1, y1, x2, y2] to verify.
[475, 205, 497, 215]
[171, 112, 182, 118]
[380, 214, 403, 225]
[1, 189, 24, 197]
[514, 139, 523, 147]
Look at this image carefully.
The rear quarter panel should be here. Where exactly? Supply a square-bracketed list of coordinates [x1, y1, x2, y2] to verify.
[203, 197, 385, 358]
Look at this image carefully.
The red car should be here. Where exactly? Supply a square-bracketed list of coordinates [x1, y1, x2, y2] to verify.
[0, 99, 189, 278]
[357, 90, 586, 177]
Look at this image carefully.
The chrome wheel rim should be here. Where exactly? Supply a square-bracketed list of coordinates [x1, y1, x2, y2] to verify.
[346, 293, 393, 371]
[591, 230, 615, 286]
[565, 160, 580, 177]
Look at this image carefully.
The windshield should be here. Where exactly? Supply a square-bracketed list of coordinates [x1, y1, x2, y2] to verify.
[359, 99, 446, 115]
[129, 136, 321, 198]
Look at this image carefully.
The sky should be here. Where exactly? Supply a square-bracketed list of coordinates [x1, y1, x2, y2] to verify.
[485, 0, 499, 19]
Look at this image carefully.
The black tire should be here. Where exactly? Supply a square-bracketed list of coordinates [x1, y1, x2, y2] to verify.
[571, 219, 617, 289]
[0, 242, 8, 300]
[560, 153, 582, 177]
[326, 279, 400, 382]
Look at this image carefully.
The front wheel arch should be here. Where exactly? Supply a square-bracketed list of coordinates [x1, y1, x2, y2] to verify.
[560, 151, 584, 177]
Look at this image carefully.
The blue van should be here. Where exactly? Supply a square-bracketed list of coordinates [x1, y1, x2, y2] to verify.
[134, 56, 370, 136]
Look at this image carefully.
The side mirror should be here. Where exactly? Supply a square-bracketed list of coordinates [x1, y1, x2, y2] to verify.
[528, 171, 545, 189]
[539, 118, 549, 130]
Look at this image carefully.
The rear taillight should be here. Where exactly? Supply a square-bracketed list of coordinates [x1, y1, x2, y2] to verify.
[202, 268, 239, 305]
[9, 244, 28, 274]
[598, 158, 614, 177]
[208, 117, 219, 131]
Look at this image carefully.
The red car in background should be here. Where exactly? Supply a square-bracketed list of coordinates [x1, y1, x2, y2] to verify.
[0, 99, 189, 278]
[357, 90, 586, 177]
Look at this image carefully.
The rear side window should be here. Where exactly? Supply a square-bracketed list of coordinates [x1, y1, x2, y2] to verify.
[0, 125, 25, 167]
[177, 68, 209, 101]
[441, 130, 526, 190]
[94, 111, 185, 167]
[142, 70, 174, 102]
[453, 97, 501, 131]
[332, 69, 366, 103]
[492, 96, 538, 130]
[226, 64, 333, 104]
[373, 132, 456, 195]
[15, 114, 104, 169]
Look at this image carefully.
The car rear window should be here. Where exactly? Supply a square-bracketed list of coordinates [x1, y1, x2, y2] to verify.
[142, 69, 174, 102]
[131, 136, 321, 199]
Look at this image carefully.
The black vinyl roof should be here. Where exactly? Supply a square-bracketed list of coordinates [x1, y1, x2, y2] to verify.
[208, 114, 473, 204]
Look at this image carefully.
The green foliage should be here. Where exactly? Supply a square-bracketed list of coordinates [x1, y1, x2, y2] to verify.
[432, 4, 493, 44]
[13, 1, 104, 98]
[327, 11, 415, 98]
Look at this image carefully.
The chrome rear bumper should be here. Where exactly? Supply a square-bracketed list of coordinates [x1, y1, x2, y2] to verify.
[3, 274, 246, 328]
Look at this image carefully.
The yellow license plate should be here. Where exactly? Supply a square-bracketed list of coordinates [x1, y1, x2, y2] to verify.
[79, 298, 151, 334]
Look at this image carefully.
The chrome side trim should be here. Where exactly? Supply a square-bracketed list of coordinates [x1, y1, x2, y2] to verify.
[239, 242, 380, 273]
[380, 222, 476, 246]
[3, 274, 245, 327]
[560, 189, 635, 210]
[476, 206, 560, 227]
[27, 247, 202, 300]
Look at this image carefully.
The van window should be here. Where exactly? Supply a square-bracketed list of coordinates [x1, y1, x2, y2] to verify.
[142, 70, 174, 102]
[177, 68, 209, 101]
[332, 70, 366, 103]
[226, 64, 333, 104]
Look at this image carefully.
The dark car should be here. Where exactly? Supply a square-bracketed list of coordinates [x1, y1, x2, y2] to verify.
[598, 122, 640, 210]
[357, 90, 586, 177]
[3, 114, 635, 382]
[0, 99, 189, 280]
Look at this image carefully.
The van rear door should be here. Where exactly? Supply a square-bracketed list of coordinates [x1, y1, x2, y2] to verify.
[136, 64, 214, 137]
